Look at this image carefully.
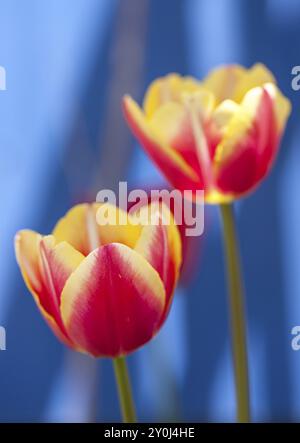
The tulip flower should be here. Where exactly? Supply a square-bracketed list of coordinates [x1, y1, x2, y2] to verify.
[15, 201, 181, 356]
[123, 63, 291, 203]
[15, 201, 181, 422]
[123, 64, 292, 423]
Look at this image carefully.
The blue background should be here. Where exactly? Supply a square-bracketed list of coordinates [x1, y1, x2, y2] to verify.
[0, 0, 299, 422]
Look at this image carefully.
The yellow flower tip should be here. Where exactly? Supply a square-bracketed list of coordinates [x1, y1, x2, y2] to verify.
[123, 93, 133, 105]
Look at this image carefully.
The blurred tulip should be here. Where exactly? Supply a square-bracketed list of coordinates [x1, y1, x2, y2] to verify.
[15, 202, 181, 358]
[123, 63, 291, 203]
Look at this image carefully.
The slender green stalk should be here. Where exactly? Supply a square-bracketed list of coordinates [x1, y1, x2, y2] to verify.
[220, 203, 250, 423]
[113, 356, 137, 423]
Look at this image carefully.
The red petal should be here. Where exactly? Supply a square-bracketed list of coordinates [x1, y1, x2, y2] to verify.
[15, 231, 78, 347]
[133, 202, 181, 322]
[61, 243, 166, 357]
[215, 87, 277, 196]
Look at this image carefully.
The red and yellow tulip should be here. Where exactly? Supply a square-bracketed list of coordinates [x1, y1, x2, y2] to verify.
[123, 63, 291, 203]
[15, 202, 181, 357]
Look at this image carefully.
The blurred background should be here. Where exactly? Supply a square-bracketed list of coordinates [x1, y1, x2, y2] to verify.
[0, 0, 300, 422]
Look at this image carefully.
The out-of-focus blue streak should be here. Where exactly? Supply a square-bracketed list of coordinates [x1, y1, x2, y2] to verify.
[279, 124, 300, 418]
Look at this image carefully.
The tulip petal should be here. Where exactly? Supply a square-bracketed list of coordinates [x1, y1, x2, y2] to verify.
[52, 204, 93, 256]
[61, 243, 166, 357]
[134, 222, 168, 285]
[233, 63, 276, 103]
[143, 73, 201, 118]
[214, 84, 281, 195]
[123, 95, 201, 193]
[211, 99, 240, 137]
[264, 83, 291, 134]
[15, 230, 75, 347]
[143, 74, 182, 118]
[133, 202, 182, 319]
[203, 64, 246, 103]
[150, 90, 215, 160]
[203, 63, 276, 104]
[255, 83, 291, 180]
[40, 236, 84, 323]
[149, 102, 204, 183]
[53, 203, 141, 255]
[213, 88, 265, 194]
[94, 203, 142, 247]
[15, 230, 43, 295]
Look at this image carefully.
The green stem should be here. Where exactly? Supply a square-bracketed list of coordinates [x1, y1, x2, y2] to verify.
[220, 203, 250, 423]
[113, 356, 137, 423]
